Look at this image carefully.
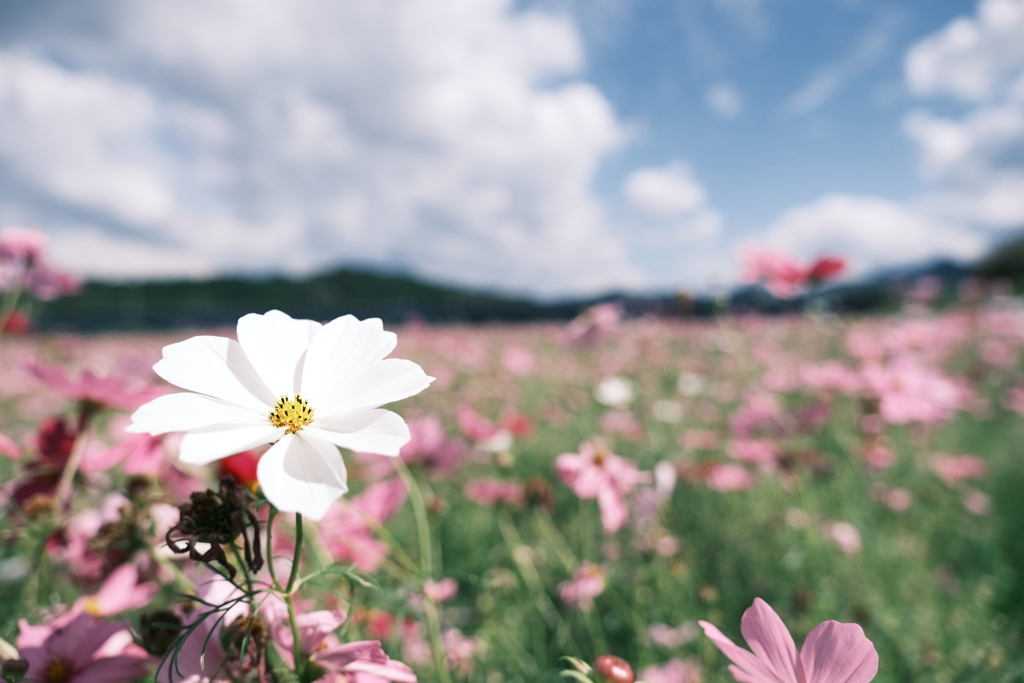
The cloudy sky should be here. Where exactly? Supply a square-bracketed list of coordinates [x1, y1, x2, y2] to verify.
[0, 0, 1022, 298]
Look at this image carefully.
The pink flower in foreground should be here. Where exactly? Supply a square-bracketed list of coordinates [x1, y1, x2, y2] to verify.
[0, 226, 48, 262]
[558, 562, 606, 613]
[930, 454, 987, 487]
[262, 598, 416, 683]
[700, 598, 878, 683]
[555, 440, 640, 533]
[18, 612, 150, 683]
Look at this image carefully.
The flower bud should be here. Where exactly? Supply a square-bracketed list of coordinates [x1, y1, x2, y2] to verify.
[593, 655, 634, 683]
[1, 658, 30, 683]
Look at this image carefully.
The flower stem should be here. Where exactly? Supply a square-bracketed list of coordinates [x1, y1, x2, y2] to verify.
[285, 513, 305, 680]
[0, 283, 23, 340]
[393, 459, 453, 683]
[54, 427, 91, 512]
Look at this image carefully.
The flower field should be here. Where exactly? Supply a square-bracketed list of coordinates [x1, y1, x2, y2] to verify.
[2, 295, 1024, 683]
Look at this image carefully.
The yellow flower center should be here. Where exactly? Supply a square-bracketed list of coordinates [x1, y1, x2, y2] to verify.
[82, 596, 103, 616]
[43, 657, 71, 683]
[269, 394, 314, 434]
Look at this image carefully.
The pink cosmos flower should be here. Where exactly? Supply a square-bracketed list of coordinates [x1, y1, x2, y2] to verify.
[699, 598, 878, 683]
[930, 455, 987, 487]
[28, 360, 165, 412]
[555, 440, 640, 533]
[72, 564, 158, 617]
[317, 478, 408, 573]
[442, 628, 476, 678]
[17, 612, 150, 683]
[563, 302, 622, 345]
[861, 359, 965, 425]
[423, 578, 458, 603]
[741, 248, 846, 298]
[826, 522, 863, 555]
[501, 345, 536, 375]
[463, 478, 525, 506]
[705, 464, 754, 492]
[359, 415, 466, 480]
[729, 439, 780, 467]
[456, 405, 512, 452]
[558, 562, 606, 613]
[0, 226, 48, 262]
[262, 598, 416, 683]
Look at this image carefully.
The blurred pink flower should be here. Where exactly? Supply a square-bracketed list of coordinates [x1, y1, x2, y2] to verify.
[827, 522, 863, 555]
[463, 477, 525, 506]
[0, 431, 20, 459]
[424, 578, 458, 603]
[599, 410, 644, 440]
[442, 628, 476, 678]
[317, 479, 407, 573]
[555, 440, 640, 533]
[931, 454, 987, 487]
[72, 563, 157, 618]
[705, 464, 753, 492]
[962, 489, 991, 516]
[728, 439, 780, 467]
[18, 612, 150, 683]
[563, 302, 622, 345]
[456, 405, 512, 451]
[639, 658, 703, 683]
[558, 562, 606, 613]
[360, 415, 466, 480]
[501, 345, 536, 375]
[680, 429, 718, 451]
[647, 622, 698, 649]
[861, 359, 965, 425]
[741, 248, 808, 298]
[28, 360, 164, 412]
[0, 226, 48, 262]
[699, 598, 878, 683]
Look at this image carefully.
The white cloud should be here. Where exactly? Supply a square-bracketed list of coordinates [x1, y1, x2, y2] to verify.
[706, 82, 744, 119]
[0, 0, 648, 297]
[761, 194, 987, 272]
[905, 0, 1024, 102]
[624, 164, 707, 216]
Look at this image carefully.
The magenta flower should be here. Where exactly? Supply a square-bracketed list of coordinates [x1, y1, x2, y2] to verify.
[17, 612, 150, 683]
[699, 598, 878, 683]
[860, 359, 965, 425]
[555, 440, 640, 533]
[463, 477, 525, 507]
[423, 578, 458, 603]
[358, 415, 466, 480]
[930, 454, 987, 487]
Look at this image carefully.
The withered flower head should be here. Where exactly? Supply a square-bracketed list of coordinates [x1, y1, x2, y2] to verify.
[166, 477, 262, 579]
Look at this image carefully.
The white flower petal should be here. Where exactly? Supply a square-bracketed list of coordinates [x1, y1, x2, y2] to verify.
[236, 311, 322, 398]
[179, 424, 286, 465]
[155, 336, 276, 412]
[257, 433, 348, 520]
[318, 359, 433, 417]
[306, 409, 411, 456]
[129, 393, 266, 435]
[300, 316, 397, 409]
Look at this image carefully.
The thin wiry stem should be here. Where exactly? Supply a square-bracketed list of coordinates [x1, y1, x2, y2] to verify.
[285, 512, 306, 680]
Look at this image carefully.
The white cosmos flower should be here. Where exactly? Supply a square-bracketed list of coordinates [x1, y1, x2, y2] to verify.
[128, 310, 433, 520]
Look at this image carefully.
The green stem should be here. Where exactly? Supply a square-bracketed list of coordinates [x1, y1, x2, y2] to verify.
[54, 428, 91, 512]
[285, 513, 305, 680]
[393, 459, 453, 683]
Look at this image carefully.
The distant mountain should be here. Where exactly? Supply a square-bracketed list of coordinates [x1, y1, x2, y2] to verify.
[31, 232, 1023, 331]
[35, 268, 590, 331]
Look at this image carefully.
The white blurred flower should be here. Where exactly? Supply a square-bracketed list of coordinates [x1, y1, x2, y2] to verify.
[129, 310, 433, 519]
[676, 373, 706, 397]
[652, 399, 684, 423]
[595, 376, 634, 408]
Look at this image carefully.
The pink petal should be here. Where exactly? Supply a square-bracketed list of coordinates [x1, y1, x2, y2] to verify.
[699, 620, 790, 683]
[740, 598, 799, 683]
[797, 621, 878, 683]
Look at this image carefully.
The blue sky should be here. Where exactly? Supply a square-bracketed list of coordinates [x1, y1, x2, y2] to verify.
[0, 0, 1021, 298]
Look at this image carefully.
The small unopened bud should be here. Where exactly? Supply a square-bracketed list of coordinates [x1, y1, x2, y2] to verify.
[2, 658, 30, 683]
[593, 655, 634, 683]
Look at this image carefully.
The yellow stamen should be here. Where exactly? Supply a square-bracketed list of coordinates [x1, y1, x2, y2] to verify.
[269, 394, 314, 434]
[43, 658, 71, 683]
[82, 596, 103, 616]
